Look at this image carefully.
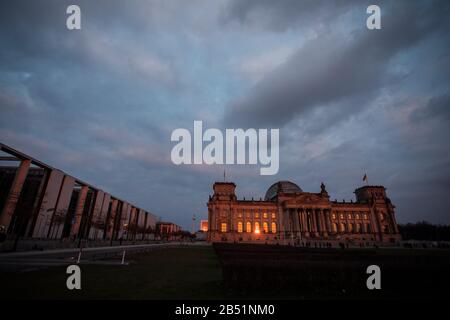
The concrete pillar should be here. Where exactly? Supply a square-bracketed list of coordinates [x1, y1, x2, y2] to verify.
[143, 212, 148, 240]
[32, 170, 65, 238]
[96, 193, 110, 239]
[138, 209, 146, 240]
[88, 190, 104, 240]
[0, 159, 31, 233]
[118, 203, 130, 239]
[106, 199, 118, 240]
[129, 207, 137, 240]
[70, 186, 88, 238]
[148, 212, 154, 239]
[25, 169, 50, 237]
[48, 175, 75, 239]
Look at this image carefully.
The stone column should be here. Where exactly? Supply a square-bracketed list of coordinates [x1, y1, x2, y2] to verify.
[293, 208, 300, 236]
[320, 209, 328, 237]
[314, 209, 319, 232]
[325, 209, 332, 233]
[306, 209, 312, 235]
[310, 209, 318, 235]
[303, 210, 308, 232]
[316, 209, 323, 233]
[0, 159, 31, 233]
[298, 209, 305, 233]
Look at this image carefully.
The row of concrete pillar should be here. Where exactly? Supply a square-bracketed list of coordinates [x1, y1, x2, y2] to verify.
[0, 154, 158, 241]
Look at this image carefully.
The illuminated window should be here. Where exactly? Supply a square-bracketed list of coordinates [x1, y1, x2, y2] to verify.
[263, 222, 269, 233]
[356, 223, 361, 233]
[355, 214, 360, 219]
[332, 213, 336, 220]
[347, 213, 352, 219]
[339, 223, 346, 233]
[221, 223, 227, 233]
[348, 223, 353, 233]
[379, 213, 384, 221]
[364, 214, 368, 219]
[255, 212, 260, 219]
[254, 222, 260, 234]
[271, 212, 276, 219]
[237, 221, 243, 233]
[238, 212, 242, 218]
[339, 213, 344, 219]
[271, 222, 277, 233]
[246, 221, 251, 233]
[263, 212, 268, 219]
[332, 223, 338, 233]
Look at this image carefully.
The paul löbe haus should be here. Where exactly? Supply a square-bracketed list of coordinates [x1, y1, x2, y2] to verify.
[207, 181, 401, 245]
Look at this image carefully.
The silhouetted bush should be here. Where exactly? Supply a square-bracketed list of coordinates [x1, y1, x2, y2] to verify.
[399, 221, 450, 241]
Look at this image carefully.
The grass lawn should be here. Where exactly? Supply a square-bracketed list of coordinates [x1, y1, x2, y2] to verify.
[2, 245, 449, 300]
[0, 245, 226, 299]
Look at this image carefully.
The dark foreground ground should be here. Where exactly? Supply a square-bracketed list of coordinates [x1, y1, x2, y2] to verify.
[1, 244, 450, 299]
[0, 245, 224, 299]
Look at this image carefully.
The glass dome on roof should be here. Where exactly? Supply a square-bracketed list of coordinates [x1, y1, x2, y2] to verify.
[264, 181, 302, 200]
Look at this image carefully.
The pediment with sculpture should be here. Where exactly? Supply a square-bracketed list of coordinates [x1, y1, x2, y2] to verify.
[282, 193, 331, 208]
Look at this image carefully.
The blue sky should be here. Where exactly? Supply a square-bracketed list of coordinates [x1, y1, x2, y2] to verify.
[1, 0, 449, 229]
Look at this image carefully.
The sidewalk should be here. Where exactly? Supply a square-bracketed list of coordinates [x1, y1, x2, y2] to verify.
[0, 241, 207, 259]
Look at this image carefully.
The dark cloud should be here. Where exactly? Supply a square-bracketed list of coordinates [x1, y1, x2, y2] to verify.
[411, 93, 450, 122]
[223, 0, 450, 129]
[0, 0, 449, 228]
[221, 0, 362, 32]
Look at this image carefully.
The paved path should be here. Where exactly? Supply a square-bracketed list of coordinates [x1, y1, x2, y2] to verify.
[0, 242, 209, 272]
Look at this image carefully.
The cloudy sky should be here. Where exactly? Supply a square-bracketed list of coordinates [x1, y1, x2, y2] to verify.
[1, 0, 449, 229]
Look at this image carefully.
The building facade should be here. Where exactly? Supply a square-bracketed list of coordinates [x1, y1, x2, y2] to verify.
[200, 220, 208, 232]
[207, 181, 401, 245]
[156, 221, 182, 240]
[0, 142, 162, 243]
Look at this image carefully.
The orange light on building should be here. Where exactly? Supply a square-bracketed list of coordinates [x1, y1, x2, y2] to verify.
[200, 220, 208, 232]
[254, 228, 260, 234]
